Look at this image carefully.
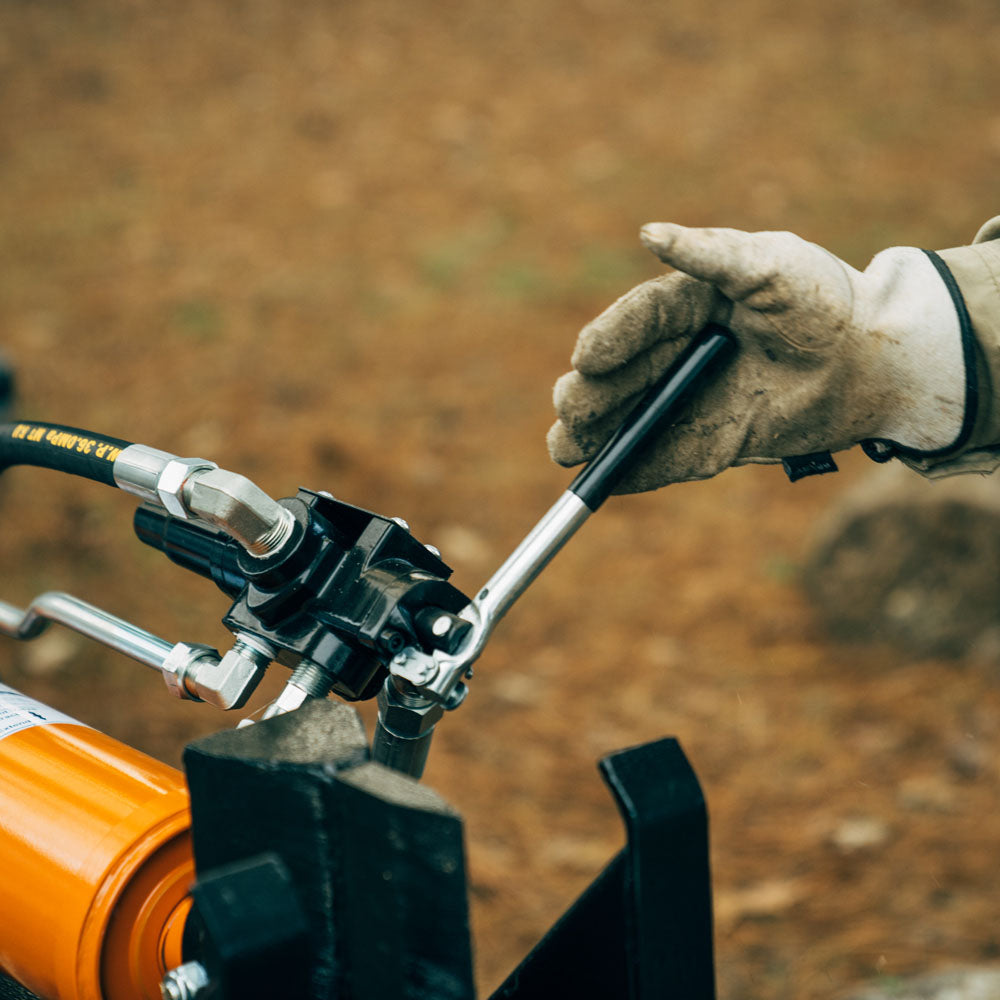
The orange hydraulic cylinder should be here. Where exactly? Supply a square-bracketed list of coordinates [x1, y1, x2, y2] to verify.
[0, 684, 194, 1000]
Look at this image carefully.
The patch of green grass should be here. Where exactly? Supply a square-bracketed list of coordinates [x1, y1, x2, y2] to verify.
[488, 258, 551, 301]
[416, 216, 514, 290]
[170, 298, 223, 341]
[570, 244, 648, 296]
[761, 554, 799, 583]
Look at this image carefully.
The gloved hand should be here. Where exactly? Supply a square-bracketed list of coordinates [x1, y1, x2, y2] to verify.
[548, 223, 970, 492]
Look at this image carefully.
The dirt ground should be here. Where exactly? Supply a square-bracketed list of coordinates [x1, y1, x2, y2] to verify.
[2, 2, 1000, 997]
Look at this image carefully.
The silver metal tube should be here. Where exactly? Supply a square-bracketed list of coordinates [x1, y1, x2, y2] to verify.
[0, 591, 173, 669]
[473, 490, 591, 627]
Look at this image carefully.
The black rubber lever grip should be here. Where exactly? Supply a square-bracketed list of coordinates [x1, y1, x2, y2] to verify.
[568, 323, 738, 511]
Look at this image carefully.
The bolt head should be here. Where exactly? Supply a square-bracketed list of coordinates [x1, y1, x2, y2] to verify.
[160, 962, 210, 1000]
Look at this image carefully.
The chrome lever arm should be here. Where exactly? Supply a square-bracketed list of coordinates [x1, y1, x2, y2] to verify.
[386, 324, 737, 708]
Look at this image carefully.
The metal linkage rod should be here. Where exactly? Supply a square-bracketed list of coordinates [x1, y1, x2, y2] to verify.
[0, 591, 172, 669]
[0, 591, 267, 712]
[375, 326, 737, 777]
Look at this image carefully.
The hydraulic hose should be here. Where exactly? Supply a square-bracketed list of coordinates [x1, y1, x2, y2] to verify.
[0, 422, 132, 486]
[0, 422, 296, 559]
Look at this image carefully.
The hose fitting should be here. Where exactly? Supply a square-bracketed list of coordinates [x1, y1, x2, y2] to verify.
[114, 446, 296, 558]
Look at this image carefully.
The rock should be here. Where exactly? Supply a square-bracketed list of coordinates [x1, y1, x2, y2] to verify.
[896, 774, 956, 813]
[840, 966, 1000, 1000]
[803, 465, 1000, 657]
[947, 738, 988, 780]
[713, 877, 806, 926]
[828, 815, 892, 854]
[20, 631, 79, 676]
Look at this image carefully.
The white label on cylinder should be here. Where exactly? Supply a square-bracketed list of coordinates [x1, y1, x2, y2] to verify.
[0, 682, 88, 740]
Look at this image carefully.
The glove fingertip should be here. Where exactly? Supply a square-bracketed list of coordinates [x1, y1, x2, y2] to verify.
[546, 421, 587, 467]
[572, 309, 646, 374]
[639, 222, 683, 261]
[572, 336, 625, 375]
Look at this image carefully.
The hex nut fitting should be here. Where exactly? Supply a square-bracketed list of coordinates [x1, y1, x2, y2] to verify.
[160, 642, 221, 700]
[377, 682, 444, 739]
[157, 458, 217, 519]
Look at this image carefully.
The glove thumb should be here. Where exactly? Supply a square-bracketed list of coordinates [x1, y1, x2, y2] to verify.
[640, 222, 791, 305]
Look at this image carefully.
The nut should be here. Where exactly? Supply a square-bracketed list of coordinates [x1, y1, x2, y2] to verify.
[160, 642, 220, 700]
[377, 682, 444, 738]
[161, 961, 210, 1000]
[157, 458, 217, 519]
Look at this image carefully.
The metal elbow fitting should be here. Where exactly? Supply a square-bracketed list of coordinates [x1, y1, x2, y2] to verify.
[114, 445, 296, 558]
[161, 634, 275, 710]
[183, 468, 296, 557]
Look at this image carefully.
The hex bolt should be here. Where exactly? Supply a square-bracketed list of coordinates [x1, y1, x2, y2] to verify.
[160, 961, 210, 1000]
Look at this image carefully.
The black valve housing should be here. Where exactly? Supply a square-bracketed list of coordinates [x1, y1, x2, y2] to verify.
[135, 489, 470, 701]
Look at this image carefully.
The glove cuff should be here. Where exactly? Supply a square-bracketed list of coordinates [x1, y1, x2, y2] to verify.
[861, 249, 979, 465]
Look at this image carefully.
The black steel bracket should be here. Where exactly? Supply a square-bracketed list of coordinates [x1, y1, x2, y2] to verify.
[490, 738, 715, 1000]
[182, 704, 714, 1000]
[182, 699, 475, 1000]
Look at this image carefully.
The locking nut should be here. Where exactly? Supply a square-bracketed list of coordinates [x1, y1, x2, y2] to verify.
[377, 680, 444, 739]
[113, 444, 217, 512]
[160, 642, 221, 701]
[157, 458, 217, 519]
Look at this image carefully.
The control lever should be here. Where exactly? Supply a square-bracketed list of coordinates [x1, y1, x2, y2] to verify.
[374, 324, 737, 776]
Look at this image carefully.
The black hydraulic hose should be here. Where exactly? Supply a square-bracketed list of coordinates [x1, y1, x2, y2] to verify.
[0, 422, 133, 487]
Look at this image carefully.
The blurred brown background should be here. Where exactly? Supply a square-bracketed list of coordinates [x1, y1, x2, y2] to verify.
[1, 2, 999, 997]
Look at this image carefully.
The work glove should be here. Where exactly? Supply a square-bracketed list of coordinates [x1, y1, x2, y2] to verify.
[548, 223, 971, 492]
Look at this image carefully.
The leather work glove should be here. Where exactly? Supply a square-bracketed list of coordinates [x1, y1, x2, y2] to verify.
[548, 223, 973, 493]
